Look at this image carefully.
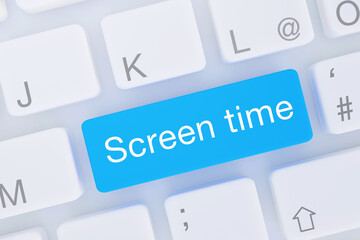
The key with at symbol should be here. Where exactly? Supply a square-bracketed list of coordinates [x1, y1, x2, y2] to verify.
[209, 0, 314, 63]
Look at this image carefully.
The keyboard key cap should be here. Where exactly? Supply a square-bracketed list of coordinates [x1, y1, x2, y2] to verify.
[57, 205, 155, 240]
[270, 147, 360, 240]
[82, 70, 312, 192]
[209, 0, 314, 63]
[102, 0, 206, 89]
[16, 0, 86, 14]
[0, 0, 7, 22]
[310, 51, 360, 134]
[317, 0, 360, 38]
[0, 228, 47, 240]
[165, 178, 269, 240]
[0, 25, 100, 116]
[0, 128, 83, 220]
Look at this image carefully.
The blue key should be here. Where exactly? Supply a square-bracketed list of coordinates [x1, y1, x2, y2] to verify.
[82, 70, 312, 192]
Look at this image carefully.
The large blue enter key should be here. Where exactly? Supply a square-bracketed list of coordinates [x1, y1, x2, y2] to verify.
[82, 70, 312, 192]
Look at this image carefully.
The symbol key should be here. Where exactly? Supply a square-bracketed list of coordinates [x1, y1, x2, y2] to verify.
[310, 51, 360, 133]
[270, 147, 360, 239]
[165, 178, 269, 240]
[209, 0, 314, 63]
[337, 96, 353, 121]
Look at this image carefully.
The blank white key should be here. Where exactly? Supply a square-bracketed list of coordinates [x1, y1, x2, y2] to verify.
[317, 0, 360, 38]
[165, 178, 269, 240]
[271, 147, 360, 240]
[209, 0, 314, 63]
[0, 0, 7, 22]
[310, 51, 360, 134]
[0, 25, 100, 116]
[0, 228, 47, 240]
[57, 205, 155, 240]
[0, 128, 83, 220]
[102, 0, 206, 89]
[16, 0, 86, 14]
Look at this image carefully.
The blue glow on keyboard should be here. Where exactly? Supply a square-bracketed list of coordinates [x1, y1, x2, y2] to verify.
[82, 69, 312, 192]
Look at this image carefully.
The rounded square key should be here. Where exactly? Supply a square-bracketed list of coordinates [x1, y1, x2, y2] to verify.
[271, 147, 360, 239]
[0, 25, 100, 116]
[317, 0, 360, 38]
[209, 0, 314, 63]
[0, 128, 83, 220]
[165, 178, 269, 240]
[310, 51, 360, 134]
[0, 228, 47, 240]
[102, 0, 206, 89]
[57, 205, 155, 240]
[0, 0, 7, 22]
[16, 0, 86, 14]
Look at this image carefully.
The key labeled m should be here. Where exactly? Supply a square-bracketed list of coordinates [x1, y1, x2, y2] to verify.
[0, 179, 27, 208]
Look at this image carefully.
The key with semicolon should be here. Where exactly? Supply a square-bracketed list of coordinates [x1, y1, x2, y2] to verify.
[165, 178, 269, 240]
[209, 0, 314, 63]
[270, 147, 360, 240]
[82, 69, 313, 192]
[0, 128, 83, 220]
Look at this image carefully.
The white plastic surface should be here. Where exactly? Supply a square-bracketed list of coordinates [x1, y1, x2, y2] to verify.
[317, 0, 360, 38]
[102, 0, 206, 89]
[0, 25, 100, 116]
[0, 0, 7, 22]
[0, 128, 83, 220]
[209, 0, 314, 63]
[0, 228, 47, 240]
[165, 178, 269, 240]
[310, 51, 360, 134]
[57, 205, 155, 240]
[271, 147, 360, 240]
[1, 0, 360, 240]
[16, 0, 86, 14]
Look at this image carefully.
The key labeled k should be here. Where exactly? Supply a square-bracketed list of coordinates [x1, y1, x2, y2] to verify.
[123, 53, 147, 81]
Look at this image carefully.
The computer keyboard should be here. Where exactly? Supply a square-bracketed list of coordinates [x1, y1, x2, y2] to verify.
[1, 0, 360, 240]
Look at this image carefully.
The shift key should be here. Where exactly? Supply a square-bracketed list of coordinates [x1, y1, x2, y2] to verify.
[82, 70, 312, 192]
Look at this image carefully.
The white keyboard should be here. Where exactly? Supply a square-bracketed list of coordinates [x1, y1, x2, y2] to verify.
[1, 0, 360, 240]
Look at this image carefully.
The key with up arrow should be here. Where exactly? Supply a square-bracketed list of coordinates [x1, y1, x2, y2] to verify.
[271, 147, 360, 239]
[293, 207, 316, 232]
